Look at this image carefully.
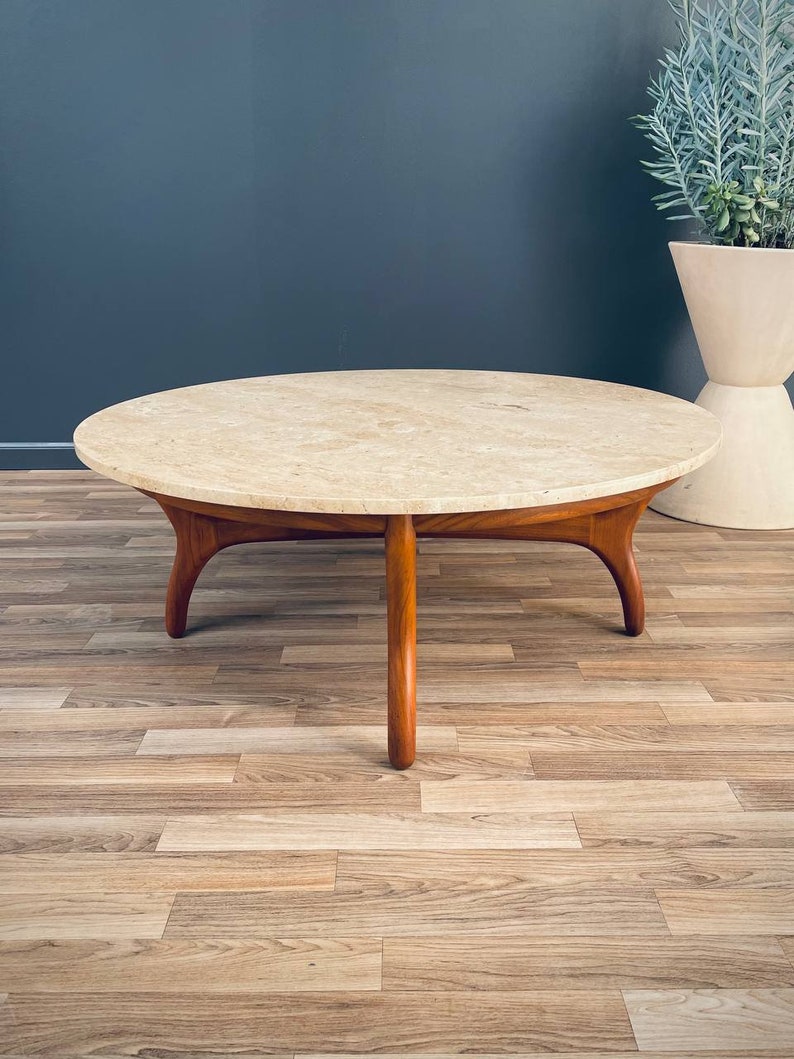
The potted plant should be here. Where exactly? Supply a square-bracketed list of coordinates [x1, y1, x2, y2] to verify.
[635, 0, 794, 529]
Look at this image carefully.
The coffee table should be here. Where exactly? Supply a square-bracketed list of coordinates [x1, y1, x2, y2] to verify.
[74, 370, 721, 769]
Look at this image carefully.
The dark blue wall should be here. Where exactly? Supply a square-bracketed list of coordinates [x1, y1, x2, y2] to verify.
[2, 0, 707, 468]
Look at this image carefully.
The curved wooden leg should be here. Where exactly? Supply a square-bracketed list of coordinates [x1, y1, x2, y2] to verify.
[145, 491, 390, 641]
[587, 499, 649, 636]
[414, 483, 669, 639]
[385, 514, 417, 769]
[157, 502, 223, 638]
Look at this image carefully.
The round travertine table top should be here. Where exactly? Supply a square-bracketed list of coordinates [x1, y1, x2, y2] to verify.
[73, 370, 722, 515]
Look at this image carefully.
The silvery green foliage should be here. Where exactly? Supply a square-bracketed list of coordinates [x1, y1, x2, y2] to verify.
[634, 0, 794, 248]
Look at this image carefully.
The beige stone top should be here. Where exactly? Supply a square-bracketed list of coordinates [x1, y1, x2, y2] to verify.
[74, 370, 721, 515]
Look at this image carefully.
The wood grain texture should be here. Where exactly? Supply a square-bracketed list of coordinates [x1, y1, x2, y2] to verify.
[0, 815, 166, 853]
[0, 781, 423, 813]
[0, 706, 296, 731]
[0, 755, 239, 785]
[1, 470, 793, 1054]
[156, 811, 582, 852]
[459, 723, 794, 753]
[234, 749, 532, 783]
[731, 780, 794, 809]
[662, 702, 794, 724]
[0, 990, 636, 1055]
[295, 698, 669, 725]
[296, 1054, 790, 1059]
[338, 848, 794, 891]
[164, 888, 668, 938]
[0, 937, 381, 992]
[0, 893, 174, 940]
[137, 725, 457, 757]
[382, 935, 794, 990]
[532, 751, 794, 779]
[0, 688, 71, 708]
[0, 852, 337, 893]
[0, 729, 144, 757]
[624, 988, 794, 1051]
[575, 810, 794, 848]
[384, 514, 417, 768]
[420, 779, 741, 813]
[657, 888, 794, 935]
[281, 642, 515, 663]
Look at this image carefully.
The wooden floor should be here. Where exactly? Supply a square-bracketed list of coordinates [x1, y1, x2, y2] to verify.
[1, 470, 793, 1056]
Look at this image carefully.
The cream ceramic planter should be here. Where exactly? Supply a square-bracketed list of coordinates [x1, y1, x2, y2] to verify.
[651, 241, 794, 529]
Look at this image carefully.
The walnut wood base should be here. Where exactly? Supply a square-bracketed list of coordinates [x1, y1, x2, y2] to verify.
[144, 482, 674, 769]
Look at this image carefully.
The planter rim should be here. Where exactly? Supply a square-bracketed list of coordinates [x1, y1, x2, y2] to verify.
[669, 240, 793, 256]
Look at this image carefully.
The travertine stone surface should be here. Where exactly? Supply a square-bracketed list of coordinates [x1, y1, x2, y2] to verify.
[74, 370, 721, 514]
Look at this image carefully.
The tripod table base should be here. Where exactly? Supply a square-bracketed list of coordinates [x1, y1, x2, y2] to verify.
[145, 480, 673, 770]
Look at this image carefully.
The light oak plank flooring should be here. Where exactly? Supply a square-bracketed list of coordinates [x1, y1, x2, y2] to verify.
[575, 810, 794, 848]
[663, 702, 794, 724]
[730, 780, 794, 810]
[0, 893, 174, 940]
[0, 938, 382, 992]
[163, 886, 668, 938]
[235, 749, 532, 782]
[337, 848, 794, 890]
[298, 1054, 794, 1059]
[155, 810, 582, 851]
[382, 935, 794, 990]
[137, 724, 458, 756]
[0, 814, 167, 854]
[0, 990, 636, 1054]
[657, 888, 794, 935]
[0, 470, 793, 1055]
[0, 781, 423, 812]
[0, 852, 337, 893]
[0, 688, 71, 708]
[419, 778, 741, 813]
[0, 754, 240, 785]
[532, 750, 794, 779]
[623, 988, 794, 1051]
[0, 705, 298, 730]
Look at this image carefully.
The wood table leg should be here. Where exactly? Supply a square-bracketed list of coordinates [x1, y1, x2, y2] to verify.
[414, 483, 666, 639]
[157, 504, 224, 639]
[385, 514, 417, 769]
[587, 497, 650, 637]
[147, 491, 388, 640]
[151, 497, 336, 639]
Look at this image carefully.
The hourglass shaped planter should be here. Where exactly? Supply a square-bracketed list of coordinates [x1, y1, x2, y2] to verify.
[651, 241, 794, 529]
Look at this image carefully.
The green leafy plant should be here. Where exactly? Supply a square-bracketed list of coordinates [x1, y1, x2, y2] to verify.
[634, 0, 794, 248]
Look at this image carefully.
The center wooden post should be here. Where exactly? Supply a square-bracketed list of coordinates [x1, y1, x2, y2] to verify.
[384, 514, 417, 769]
